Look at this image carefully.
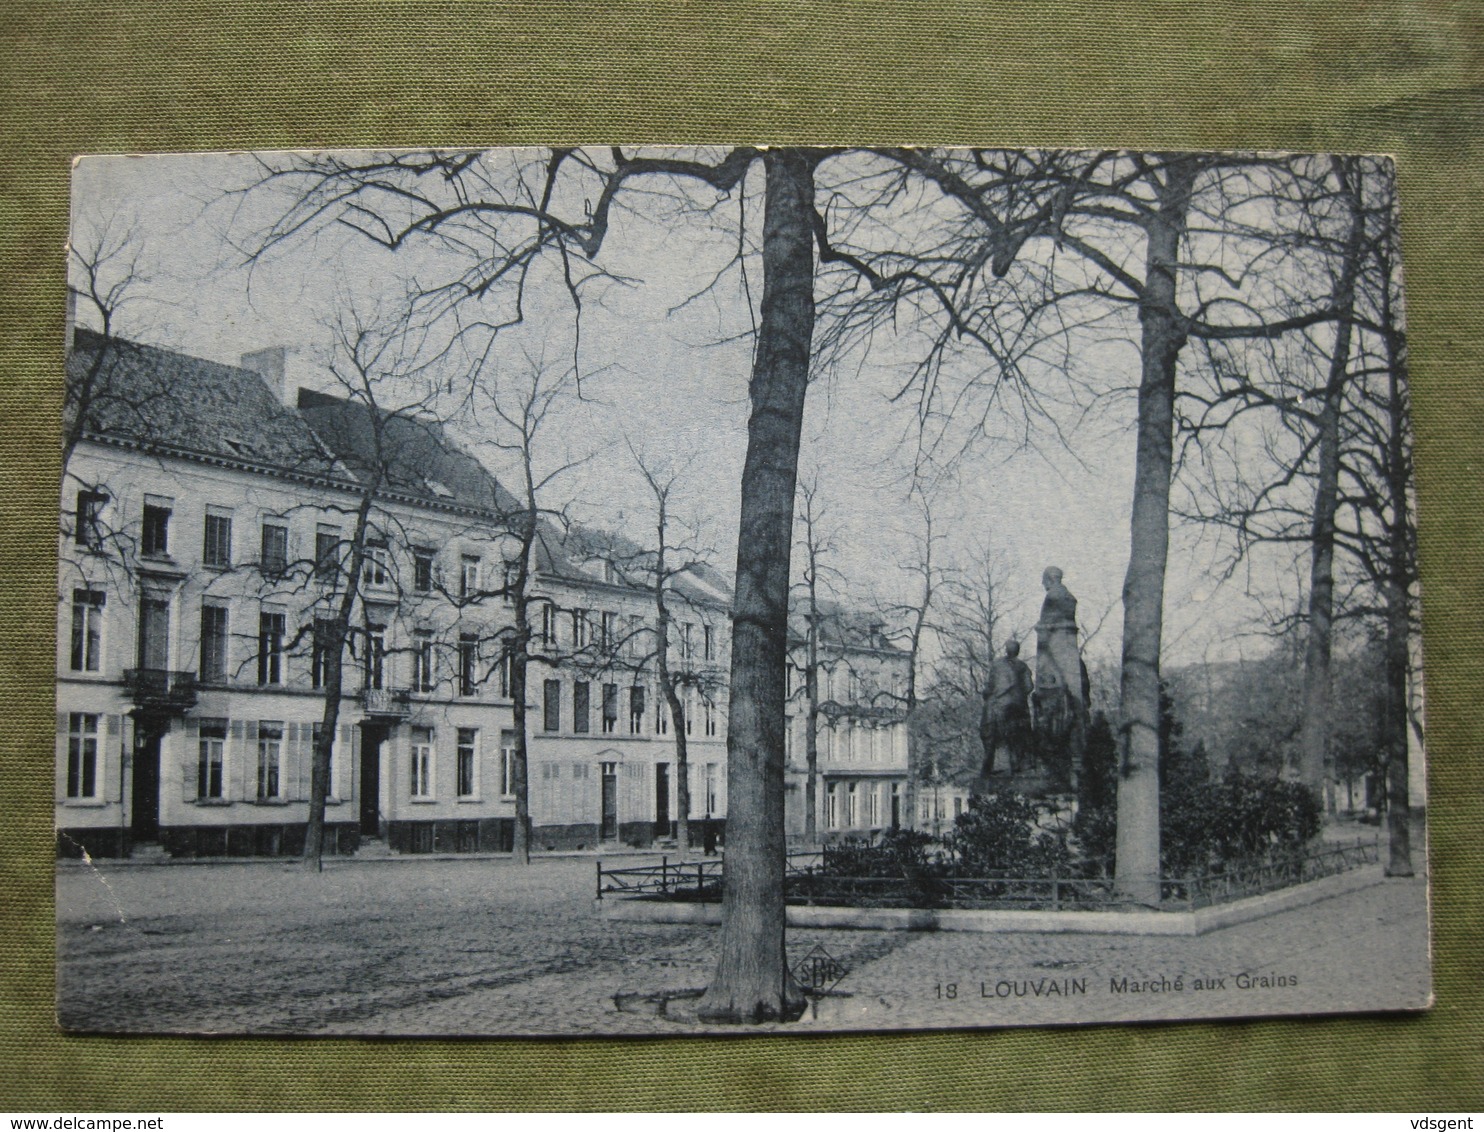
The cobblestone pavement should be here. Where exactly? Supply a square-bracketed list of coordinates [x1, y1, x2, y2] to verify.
[56, 854, 1431, 1037]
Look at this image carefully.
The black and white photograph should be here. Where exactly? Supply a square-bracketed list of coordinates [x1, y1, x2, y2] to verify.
[55, 147, 1430, 1036]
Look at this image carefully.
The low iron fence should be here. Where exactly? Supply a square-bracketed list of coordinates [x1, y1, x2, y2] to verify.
[597, 837, 1379, 912]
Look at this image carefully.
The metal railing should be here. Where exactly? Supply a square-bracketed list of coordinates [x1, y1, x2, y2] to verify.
[597, 837, 1380, 912]
[361, 687, 412, 718]
[1162, 837, 1381, 910]
[122, 668, 198, 713]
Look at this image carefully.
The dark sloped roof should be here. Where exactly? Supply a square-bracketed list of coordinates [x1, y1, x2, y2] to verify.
[296, 391, 521, 517]
[788, 599, 906, 654]
[68, 328, 340, 477]
[534, 520, 733, 609]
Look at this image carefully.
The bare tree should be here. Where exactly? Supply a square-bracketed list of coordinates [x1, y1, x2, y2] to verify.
[290, 303, 450, 870]
[788, 475, 843, 845]
[464, 346, 589, 865]
[630, 450, 723, 854]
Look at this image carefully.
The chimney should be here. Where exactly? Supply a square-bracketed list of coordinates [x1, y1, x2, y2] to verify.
[240, 346, 294, 406]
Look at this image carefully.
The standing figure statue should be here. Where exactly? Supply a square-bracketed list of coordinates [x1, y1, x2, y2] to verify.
[980, 639, 1034, 776]
[1033, 566, 1089, 791]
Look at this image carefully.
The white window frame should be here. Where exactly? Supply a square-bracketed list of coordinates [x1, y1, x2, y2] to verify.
[363, 540, 391, 588]
[410, 727, 434, 799]
[198, 719, 226, 800]
[70, 588, 105, 673]
[499, 729, 517, 798]
[456, 727, 480, 799]
[412, 630, 435, 693]
[461, 554, 481, 600]
[256, 721, 283, 801]
[66, 712, 99, 800]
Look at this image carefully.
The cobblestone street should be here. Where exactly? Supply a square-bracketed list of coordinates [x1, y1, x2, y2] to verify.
[56, 853, 1430, 1037]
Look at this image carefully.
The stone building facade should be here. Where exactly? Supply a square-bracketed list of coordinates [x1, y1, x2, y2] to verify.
[56, 328, 729, 857]
[784, 608, 913, 842]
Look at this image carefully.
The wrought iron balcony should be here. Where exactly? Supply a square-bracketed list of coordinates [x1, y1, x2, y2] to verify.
[361, 686, 412, 720]
[122, 668, 198, 715]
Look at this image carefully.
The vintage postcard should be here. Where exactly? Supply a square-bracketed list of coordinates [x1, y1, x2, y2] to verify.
[55, 147, 1429, 1035]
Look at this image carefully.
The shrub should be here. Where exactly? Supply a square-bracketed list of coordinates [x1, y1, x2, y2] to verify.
[822, 827, 941, 879]
[948, 792, 1072, 876]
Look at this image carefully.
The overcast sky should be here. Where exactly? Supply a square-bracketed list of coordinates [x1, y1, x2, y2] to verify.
[67, 149, 1321, 676]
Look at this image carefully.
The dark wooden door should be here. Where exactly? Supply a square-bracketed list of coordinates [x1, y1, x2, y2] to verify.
[131, 729, 160, 842]
[359, 725, 382, 836]
[600, 762, 618, 840]
[655, 762, 670, 836]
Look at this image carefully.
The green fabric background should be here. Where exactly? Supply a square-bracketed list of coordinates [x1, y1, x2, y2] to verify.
[2, 0, 1481, 1112]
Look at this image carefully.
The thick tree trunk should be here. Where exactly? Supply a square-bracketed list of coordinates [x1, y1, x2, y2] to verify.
[1114, 158, 1196, 907]
[510, 621, 532, 865]
[303, 490, 375, 871]
[1300, 158, 1365, 812]
[657, 597, 692, 854]
[698, 149, 813, 1024]
[803, 589, 820, 845]
[1382, 293, 1414, 878]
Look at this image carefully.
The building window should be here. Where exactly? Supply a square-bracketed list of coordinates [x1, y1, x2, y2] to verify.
[827, 784, 841, 830]
[363, 539, 390, 588]
[203, 511, 232, 568]
[257, 721, 283, 800]
[315, 525, 339, 582]
[456, 727, 478, 797]
[703, 624, 715, 662]
[200, 603, 228, 685]
[705, 762, 718, 815]
[141, 501, 171, 557]
[540, 604, 558, 649]
[499, 729, 516, 798]
[684, 687, 694, 736]
[410, 726, 433, 798]
[458, 633, 478, 697]
[867, 783, 881, 827]
[70, 588, 105, 672]
[198, 719, 226, 800]
[602, 559, 618, 584]
[502, 562, 518, 605]
[573, 680, 590, 733]
[75, 490, 106, 549]
[311, 721, 339, 801]
[497, 651, 511, 698]
[571, 608, 591, 649]
[412, 630, 435, 693]
[629, 685, 645, 735]
[624, 614, 643, 656]
[257, 611, 285, 686]
[846, 782, 859, 827]
[311, 618, 334, 689]
[656, 698, 669, 735]
[413, 548, 435, 593]
[66, 713, 98, 799]
[704, 696, 717, 737]
[365, 623, 386, 690]
[678, 622, 693, 661]
[137, 595, 169, 670]
[602, 683, 618, 734]
[260, 521, 288, 576]
[543, 679, 561, 733]
[460, 555, 480, 600]
[600, 610, 616, 652]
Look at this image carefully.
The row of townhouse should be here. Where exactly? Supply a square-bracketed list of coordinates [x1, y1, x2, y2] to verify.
[782, 607, 914, 843]
[56, 326, 914, 859]
[56, 329, 733, 858]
